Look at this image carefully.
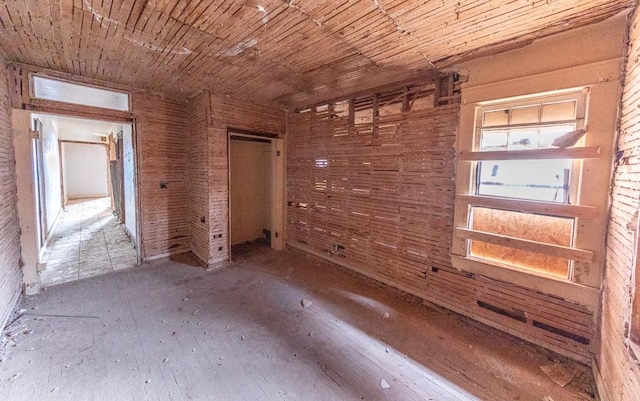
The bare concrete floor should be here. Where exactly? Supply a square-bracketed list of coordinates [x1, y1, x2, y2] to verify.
[1, 246, 595, 401]
[40, 197, 137, 288]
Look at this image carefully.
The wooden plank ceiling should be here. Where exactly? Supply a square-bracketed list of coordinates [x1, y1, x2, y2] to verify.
[0, 0, 633, 108]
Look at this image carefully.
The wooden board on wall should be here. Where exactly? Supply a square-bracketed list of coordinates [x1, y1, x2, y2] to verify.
[188, 92, 210, 264]
[0, 60, 22, 331]
[133, 92, 191, 260]
[288, 102, 460, 295]
[286, 98, 596, 363]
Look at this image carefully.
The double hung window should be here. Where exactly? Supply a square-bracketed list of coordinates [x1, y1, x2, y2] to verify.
[455, 90, 594, 280]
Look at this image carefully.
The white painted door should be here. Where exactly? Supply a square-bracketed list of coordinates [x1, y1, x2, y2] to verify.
[122, 125, 137, 242]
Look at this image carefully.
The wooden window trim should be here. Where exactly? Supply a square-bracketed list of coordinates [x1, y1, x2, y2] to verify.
[30, 74, 131, 111]
[456, 194, 597, 219]
[451, 87, 612, 306]
[25, 98, 134, 123]
[459, 145, 600, 161]
[455, 228, 593, 262]
[480, 119, 580, 130]
[8, 64, 135, 122]
[450, 254, 601, 307]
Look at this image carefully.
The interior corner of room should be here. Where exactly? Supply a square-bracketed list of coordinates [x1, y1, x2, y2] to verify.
[0, 1, 639, 401]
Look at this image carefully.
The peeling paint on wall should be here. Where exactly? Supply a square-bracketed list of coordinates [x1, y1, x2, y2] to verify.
[124, 36, 193, 55]
[222, 38, 259, 56]
[83, 0, 119, 29]
[257, 5, 269, 24]
[83, 0, 193, 55]
[287, 1, 323, 28]
[372, 0, 410, 35]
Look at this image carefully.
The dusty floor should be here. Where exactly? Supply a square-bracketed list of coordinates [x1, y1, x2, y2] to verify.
[1, 246, 596, 401]
[40, 197, 137, 287]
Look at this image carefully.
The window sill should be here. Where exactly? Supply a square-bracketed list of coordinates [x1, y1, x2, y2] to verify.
[458, 145, 600, 161]
[450, 254, 600, 308]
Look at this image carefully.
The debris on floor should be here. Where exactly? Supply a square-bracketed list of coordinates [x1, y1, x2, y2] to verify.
[540, 364, 574, 387]
[0, 310, 30, 357]
[0, 246, 601, 401]
[8, 372, 22, 381]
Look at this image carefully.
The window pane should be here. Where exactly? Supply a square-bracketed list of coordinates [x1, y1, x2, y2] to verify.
[480, 130, 508, 150]
[481, 124, 577, 151]
[477, 159, 571, 203]
[470, 207, 573, 278]
[511, 105, 539, 124]
[539, 124, 578, 147]
[541, 101, 576, 122]
[483, 109, 508, 126]
[33, 76, 130, 111]
[509, 128, 538, 149]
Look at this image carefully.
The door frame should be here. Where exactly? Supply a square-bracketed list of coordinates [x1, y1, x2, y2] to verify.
[32, 118, 47, 250]
[13, 111, 142, 294]
[227, 129, 284, 259]
[50, 117, 142, 264]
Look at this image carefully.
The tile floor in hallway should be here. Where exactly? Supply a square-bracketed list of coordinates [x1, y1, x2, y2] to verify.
[40, 197, 137, 287]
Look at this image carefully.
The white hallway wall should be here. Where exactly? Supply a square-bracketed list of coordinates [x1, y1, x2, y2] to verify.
[62, 142, 109, 199]
[41, 116, 62, 236]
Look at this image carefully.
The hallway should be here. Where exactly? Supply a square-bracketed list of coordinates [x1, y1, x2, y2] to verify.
[40, 197, 137, 287]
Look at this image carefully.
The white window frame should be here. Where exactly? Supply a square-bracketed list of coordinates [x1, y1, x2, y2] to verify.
[473, 91, 586, 207]
[452, 87, 608, 307]
[30, 74, 131, 112]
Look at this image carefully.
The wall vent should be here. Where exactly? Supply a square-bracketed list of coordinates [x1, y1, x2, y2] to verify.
[532, 320, 590, 345]
[477, 301, 527, 323]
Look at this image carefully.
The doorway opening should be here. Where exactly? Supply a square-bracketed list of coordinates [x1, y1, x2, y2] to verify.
[228, 131, 283, 259]
[30, 114, 139, 287]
